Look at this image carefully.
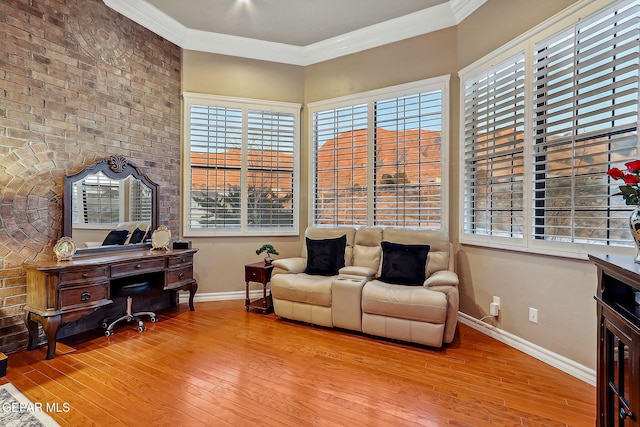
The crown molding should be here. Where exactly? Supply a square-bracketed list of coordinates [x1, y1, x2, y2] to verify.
[104, 0, 487, 66]
[450, 0, 488, 22]
[302, 3, 457, 66]
[184, 29, 306, 65]
[103, 0, 186, 47]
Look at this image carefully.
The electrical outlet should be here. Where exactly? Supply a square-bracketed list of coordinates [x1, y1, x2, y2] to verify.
[490, 302, 499, 316]
[529, 307, 538, 323]
[489, 296, 501, 316]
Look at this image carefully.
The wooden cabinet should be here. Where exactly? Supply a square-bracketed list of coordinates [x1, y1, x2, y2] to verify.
[24, 248, 198, 360]
[590, 254, 640, 426]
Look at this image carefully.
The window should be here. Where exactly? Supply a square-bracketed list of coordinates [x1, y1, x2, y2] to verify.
[182, 93, 300, 236]
[462, 53, 526, 238]
[532, 1, 638, 246]
[309, 77, 449, 229]
[460, 0, 639, 258]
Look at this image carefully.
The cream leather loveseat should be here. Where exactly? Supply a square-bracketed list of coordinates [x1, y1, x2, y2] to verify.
[271, 227, 459, 347]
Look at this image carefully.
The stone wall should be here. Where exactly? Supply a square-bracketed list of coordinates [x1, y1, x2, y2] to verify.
[0, 0, 182, 353]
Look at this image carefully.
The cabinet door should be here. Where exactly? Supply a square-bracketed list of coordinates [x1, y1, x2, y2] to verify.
[602, 316, 639, 426]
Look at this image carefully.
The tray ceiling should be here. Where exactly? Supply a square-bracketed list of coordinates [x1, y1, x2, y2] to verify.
[104, 0, 487, 65]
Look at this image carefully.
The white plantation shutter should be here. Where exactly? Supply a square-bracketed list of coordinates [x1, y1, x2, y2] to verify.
[310, 78, 448, 229]
[532, 0, 639, 246]
[183, 93, 300, 236]
[189, 105, 243, 229]
[374, 92, 443, 228]
[247, 110, 295, 228]
[463, 53, 526, 238]
[312, 104, 369, 226]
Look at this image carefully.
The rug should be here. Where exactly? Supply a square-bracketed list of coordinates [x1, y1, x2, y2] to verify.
[0, 383, 60, 427]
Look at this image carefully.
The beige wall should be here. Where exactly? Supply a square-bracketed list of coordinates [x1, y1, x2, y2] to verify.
[182, 51, 305, 102]
[182, 0, 598, 369]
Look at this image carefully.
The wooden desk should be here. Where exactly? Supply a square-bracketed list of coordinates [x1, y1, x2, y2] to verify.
[244, 262, 274, 314]
[590, 254, 640, 426]
[24, 248, 198, 360]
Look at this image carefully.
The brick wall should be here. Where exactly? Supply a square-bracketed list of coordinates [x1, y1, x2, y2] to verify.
[0, 0, 182, 353]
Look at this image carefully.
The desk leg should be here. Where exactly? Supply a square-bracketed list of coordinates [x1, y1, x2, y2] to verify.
[188, 281, 198, 312]
[169, 282, 198, 311]
[245, 281, 250, 312]
[24, 312, 39, 351]
[24, 312, 61, 359]
[42, 315, 61, 360]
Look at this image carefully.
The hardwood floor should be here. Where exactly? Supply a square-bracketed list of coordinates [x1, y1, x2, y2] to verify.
[2, 301, 595, 426]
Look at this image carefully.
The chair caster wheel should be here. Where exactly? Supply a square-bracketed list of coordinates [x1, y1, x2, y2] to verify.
[150, 317, 157, 323]
[105, 330, 113, 337]
[138, 325, 146, 332]
[101, 322, 108, 329]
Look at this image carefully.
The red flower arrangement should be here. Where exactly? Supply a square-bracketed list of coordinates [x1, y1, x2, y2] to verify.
[608, 160, 640, 205]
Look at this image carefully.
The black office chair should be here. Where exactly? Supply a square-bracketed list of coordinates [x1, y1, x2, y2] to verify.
[102, 281, 157, 336]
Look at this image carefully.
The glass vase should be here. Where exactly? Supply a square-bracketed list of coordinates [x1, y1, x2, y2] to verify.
[630, 206, 640, 263]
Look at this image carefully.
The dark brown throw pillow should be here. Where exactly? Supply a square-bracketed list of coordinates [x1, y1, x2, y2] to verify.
[379, 241, 430, 285]
[305, 235, 347, 276]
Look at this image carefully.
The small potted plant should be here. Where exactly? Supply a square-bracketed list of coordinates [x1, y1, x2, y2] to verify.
[255, 244, 279, 265]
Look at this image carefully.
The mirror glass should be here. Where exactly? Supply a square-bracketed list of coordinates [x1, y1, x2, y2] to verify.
[63, 155, 158, 253]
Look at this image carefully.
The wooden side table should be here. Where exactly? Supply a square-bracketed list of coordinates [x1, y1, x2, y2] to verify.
[244, 262, 274, 314]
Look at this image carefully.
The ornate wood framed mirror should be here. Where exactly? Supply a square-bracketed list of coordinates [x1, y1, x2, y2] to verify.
[63, 155, 159, 254]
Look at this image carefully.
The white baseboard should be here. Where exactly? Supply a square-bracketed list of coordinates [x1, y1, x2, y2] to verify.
[178, 292, 596, 386]
[178, 290, 259, 303]
[458, 312, 596, 386]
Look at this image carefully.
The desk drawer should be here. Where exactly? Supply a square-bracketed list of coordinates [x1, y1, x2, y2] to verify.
[168, 254, 193, 268]
[111, 259, 165, 278]
[165, 266, 193, 289]
[60, 267, 109, 285]
[60, 282, 110, 310]
[245, 268, 271, 283]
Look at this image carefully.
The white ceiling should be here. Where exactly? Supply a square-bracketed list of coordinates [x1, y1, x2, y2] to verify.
[143, 0, 449, 46]
[103, 0, 487, 66]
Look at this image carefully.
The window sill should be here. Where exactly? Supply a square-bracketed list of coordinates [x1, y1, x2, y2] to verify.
[183, 228, 299, 238]
[459, 236, 635, 262]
